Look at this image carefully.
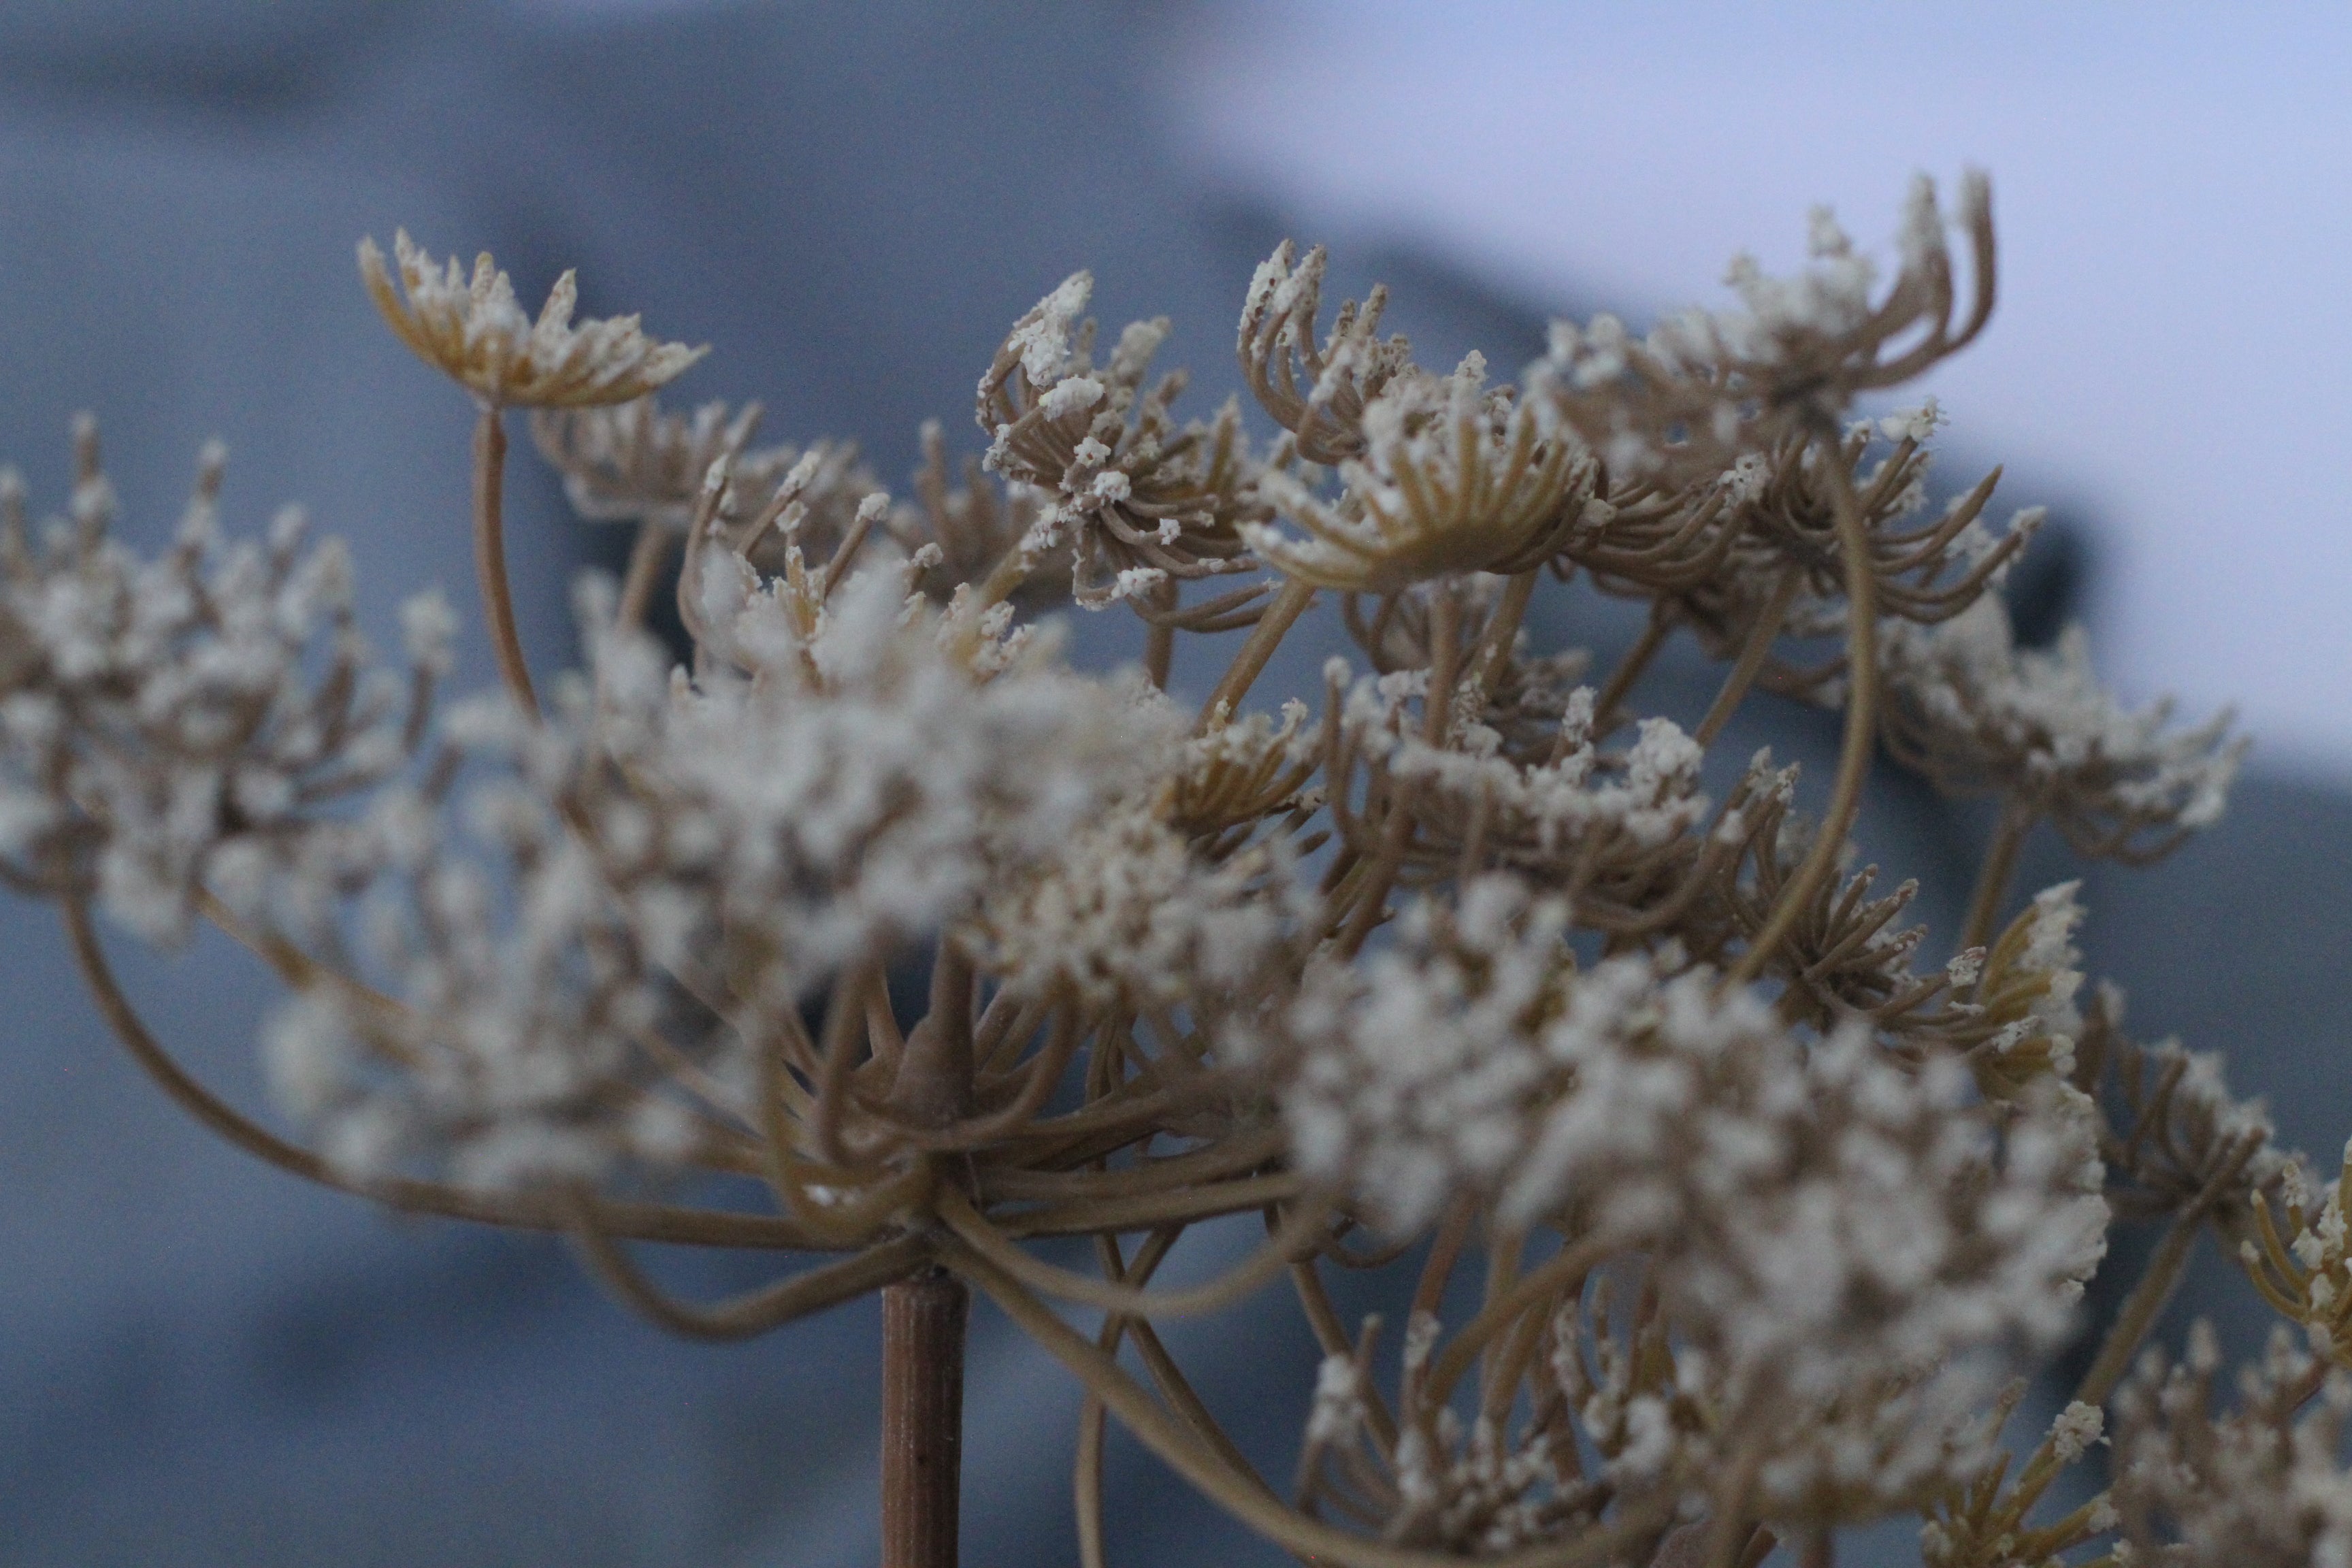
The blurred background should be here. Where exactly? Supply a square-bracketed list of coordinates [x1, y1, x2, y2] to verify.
[0, 3, 2345, 1563]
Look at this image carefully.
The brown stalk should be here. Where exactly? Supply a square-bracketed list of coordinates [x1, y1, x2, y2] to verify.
[882, 1268, 971, 1568]
[1693, 567, 1801, 747]
[1959, 798, 2036, 950]
[472, 408, 540, 718]
[1198, 576, 1317, 728]
[615, 518, 675, 633]
[1729, 432, 1882, 985]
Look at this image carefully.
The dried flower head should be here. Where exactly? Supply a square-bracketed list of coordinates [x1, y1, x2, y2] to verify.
[0, 421, 438, 945]
[1249, 351, 1597, 593]
[1237, 241, 1416, 466]
[1533, 172, 1996, 481]
[978, 272, 1271, 613]
[1882, 595, 2247, 862]
[2112, 1323, 2352, 1567]
[528, 395, 768, 529]
[360, 231, 707, 407]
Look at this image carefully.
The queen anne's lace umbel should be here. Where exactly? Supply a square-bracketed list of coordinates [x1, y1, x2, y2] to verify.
[15, 170, 2317, 1568]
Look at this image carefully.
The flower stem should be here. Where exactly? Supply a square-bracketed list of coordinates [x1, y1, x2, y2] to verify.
[1729, 433, 1880, 984]
[1694, 568, 1799, 747]
[616, 519, 676, 634]
[1198, 576, 1316, 729]
[472, 408, 539, 718]
[882, 1268, 970, 1568]
[1960, 799, 2036, 951]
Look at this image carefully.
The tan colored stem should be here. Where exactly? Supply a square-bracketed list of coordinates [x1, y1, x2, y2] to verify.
[2073, 1204, 2205, 1409]
[882, 1268, 970, 1568]
[1144, 576, 1179, 691]
[1464, 567, 1541, 710]
[472, 408, 540, 719]
[1421, 1234, 1612, 1411]
[1960, 800, 2036, 951]
[568, 1198, 929, 1340]
[616, 519, 676, 634]
[1694, 568, 1800, 747]
[1729, 437, 1881, 984]
[1076, 1230, 1182, 1568]
[1127, 1316, 1281, 1504]
[65, 895, 824, 1250]
[1580, 602, 1672, 749]
[951, 1239, 1675, 1568]
[1198, 576, 1316, 729]
[995, 1171, 1305, 1239]
[937, 1185, 1323, 1317]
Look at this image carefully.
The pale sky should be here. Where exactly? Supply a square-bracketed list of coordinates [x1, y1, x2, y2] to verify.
[1156, 1, 2352, 779]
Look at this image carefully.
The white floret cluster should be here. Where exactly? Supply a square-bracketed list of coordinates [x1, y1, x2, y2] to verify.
[261, 553, 1177, 1186]
[0, 432, 439, 945]
[975, 797, 1300, 1010]
[1279, 873, 2108, 1407]
[2112, 1323, 2352, 1568]
[1339, 670, 1710, 855]
[1882, 595, 2246, 854]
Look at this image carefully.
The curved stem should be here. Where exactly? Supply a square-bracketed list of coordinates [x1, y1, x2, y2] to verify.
[1578, 601, 1672, 750]
[1127, 1314, 1281, 1504]
[472, 408, 540, 719]
[1693, 568, 1799, 747]
[1463, 567, 1541, 711]
[1291, 1260, 1399, 1454]
[936, 1185, 1324, 1318]
[1076, 1228, 1183, 1568]
[567, 1197, 930, 1341]
[1420, 1233, 1612, 1413]
[1729, 436, 1881, 985]
[2073, 1145, 2255, 1409]
[995, 1171, 1304, 1239]
[951, 1237, 1676, 1568]
[975, 1125, 1285, 1203]
[616, 519, 676, 634]
[1959, 799, 2036, 951]
[65, 895, 823, 1250]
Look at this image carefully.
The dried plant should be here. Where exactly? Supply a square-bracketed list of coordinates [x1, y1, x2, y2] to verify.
[10, 173, 2324, 1568]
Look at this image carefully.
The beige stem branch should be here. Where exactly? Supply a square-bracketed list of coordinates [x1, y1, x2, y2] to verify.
[472, 408, 540, 719]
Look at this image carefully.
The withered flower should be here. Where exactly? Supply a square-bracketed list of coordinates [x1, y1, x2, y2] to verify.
[1250, 354, 1597, 594]
[1882, 595, 2246, 862]
[1533, 174, 1997, 483]
[887, 419, 1064, 608]
[1237, 241, 1416, 466]
[359, 231, 706, 408]
[978, 272, 1270, 617]
[529, 395, 768, 529]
